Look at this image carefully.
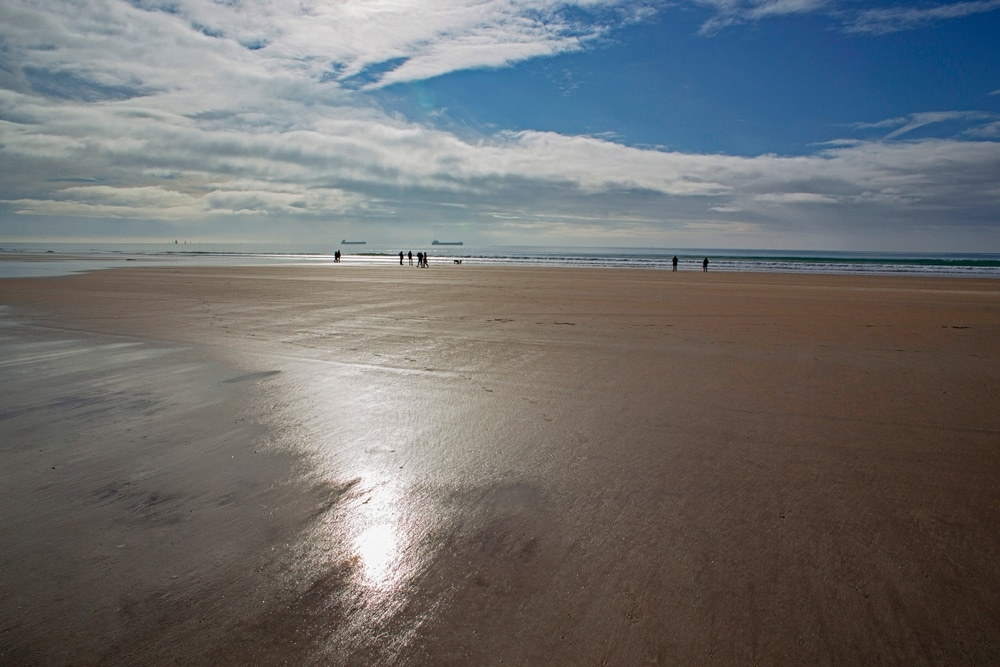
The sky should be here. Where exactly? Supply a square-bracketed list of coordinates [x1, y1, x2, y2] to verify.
[1, 0, 999, 251]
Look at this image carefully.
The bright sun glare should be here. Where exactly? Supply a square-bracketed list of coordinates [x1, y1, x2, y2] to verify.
[354, 523, 398, 585]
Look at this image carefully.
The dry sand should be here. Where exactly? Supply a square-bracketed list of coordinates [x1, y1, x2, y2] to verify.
[1, 263, 999, 665]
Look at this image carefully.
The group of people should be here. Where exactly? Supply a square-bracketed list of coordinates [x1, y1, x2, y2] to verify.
[671, 255, 710, 272]
[342, 249, 705, 270]
[399, 250, 430, 267]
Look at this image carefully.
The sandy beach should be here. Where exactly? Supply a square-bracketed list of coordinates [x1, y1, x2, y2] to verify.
[2, 262, 999, 664]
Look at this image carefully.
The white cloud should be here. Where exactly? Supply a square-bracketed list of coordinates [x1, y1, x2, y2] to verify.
[692, 0, 1000, 36]
[695, 0, 829, 34]
[753, 192, 839, 204]
[8, 93, 998, 240]
[846, 0, 1000, 34]
[853, 111, 997, 140]
[3, 181, 371, 221]
[4, 58, 1000, 243]
[1, 0, 999, 249]
[972, 121, 1000, 138]
[94, 0, 644, 89]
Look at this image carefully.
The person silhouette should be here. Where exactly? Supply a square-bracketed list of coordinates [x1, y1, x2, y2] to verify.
[417, 252, 424, 267]
[408, 251, 413, 266]
[399, 251, 404, 265]
[672, 255, 678, 272]
[703, 257, 709, 272]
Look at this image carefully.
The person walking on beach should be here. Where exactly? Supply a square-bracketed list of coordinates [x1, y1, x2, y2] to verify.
[417, 252, 424, 268]
[408, 251, 413, 266]
[399, 251, 404, 265]
[672, 255, 678, 272]
[703, 257, 709, 272]
[424, 251, 430, 267]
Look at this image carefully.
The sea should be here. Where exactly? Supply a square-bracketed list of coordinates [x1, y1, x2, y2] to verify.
[1, 242, 999, 279]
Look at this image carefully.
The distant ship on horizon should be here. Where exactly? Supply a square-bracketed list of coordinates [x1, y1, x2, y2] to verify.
[431, 240, 463, 245]
[340, 239, 366, 245]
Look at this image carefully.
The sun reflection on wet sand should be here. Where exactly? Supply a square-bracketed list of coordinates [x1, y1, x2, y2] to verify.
[276, 358, 433, 592]
[264, 354, 451, 657]
[340, 475, 412, 593]
[354, 523, 398, 585]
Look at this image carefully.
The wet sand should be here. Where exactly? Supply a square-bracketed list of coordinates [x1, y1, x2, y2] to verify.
[1, 263, 999, 664]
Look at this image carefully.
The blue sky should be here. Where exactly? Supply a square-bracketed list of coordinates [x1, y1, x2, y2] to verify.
[1, 0, 999, 251]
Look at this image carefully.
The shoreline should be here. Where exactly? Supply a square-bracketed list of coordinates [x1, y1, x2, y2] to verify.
[3, 248, 1000, 279]
[2, 264, 999, 664]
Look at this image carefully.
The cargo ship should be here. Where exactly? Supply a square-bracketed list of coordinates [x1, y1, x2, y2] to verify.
[340, 239, 366, 245]
[431, 240, 463, 245]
